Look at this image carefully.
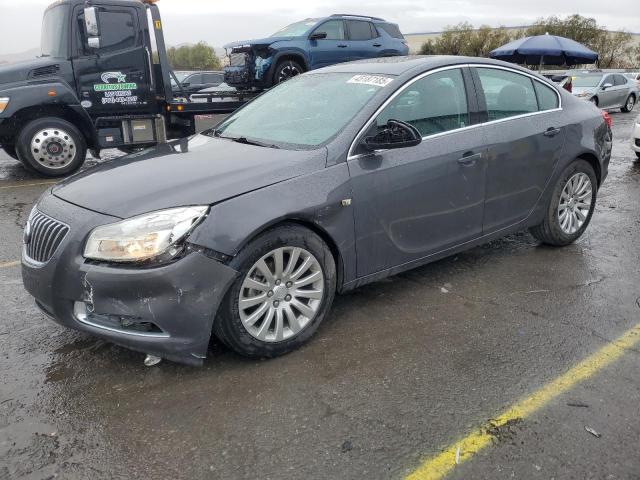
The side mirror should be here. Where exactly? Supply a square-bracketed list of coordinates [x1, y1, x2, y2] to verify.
[363, 119, 422, 151]
[601, 83, 613, 90]
[84, 7, 101, 49]
[309, 32, 327, 40]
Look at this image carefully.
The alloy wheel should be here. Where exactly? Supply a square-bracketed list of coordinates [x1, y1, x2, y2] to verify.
[627, 96, 635, 111]
[558, 172, 592, 235]
[238, 246, 324, 342]
[30, 128, 76, 169]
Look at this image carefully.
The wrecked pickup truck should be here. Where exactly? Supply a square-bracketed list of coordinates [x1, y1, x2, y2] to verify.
[223, 14, 408, 89]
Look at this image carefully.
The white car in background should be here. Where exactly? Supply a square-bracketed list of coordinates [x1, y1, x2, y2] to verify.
[632, 114, 640, 159]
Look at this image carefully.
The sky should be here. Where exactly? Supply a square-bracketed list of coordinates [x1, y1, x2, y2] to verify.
[0, 0, 639, 56]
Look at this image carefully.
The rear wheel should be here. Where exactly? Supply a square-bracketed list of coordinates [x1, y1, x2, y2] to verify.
[621, 94, 636, 113]
[215, 224, 336, 358]
[16, 117, 86, 177]
[273, 60, 304, 85]
[530, 160, 597, 246]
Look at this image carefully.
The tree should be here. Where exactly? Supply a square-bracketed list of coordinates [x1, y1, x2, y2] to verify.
[166, 42, 221, 70]
[419, 23, 513, 57]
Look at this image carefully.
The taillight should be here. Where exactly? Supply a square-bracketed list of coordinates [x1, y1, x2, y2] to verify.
[602, 111, 612, 128]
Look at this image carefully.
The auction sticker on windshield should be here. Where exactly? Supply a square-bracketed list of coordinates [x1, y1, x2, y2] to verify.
[347, 74, 394, 87]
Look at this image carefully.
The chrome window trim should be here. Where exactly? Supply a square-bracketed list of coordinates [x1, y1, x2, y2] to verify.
[347, 63, 563, 161]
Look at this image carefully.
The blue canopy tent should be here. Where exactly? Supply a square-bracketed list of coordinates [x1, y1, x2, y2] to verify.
[489, 34, 598, 67]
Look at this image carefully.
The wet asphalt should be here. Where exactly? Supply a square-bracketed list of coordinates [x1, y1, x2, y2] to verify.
[1, 113, 639, 480]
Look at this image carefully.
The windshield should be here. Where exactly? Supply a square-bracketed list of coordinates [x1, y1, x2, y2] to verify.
[41, 4, 68, 58]
[211, 73, 392, 148]
[271, 19, 319, 37]
[572, 75, 602, 88]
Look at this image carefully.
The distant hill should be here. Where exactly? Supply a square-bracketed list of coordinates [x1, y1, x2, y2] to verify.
[0, 48, 40, 65]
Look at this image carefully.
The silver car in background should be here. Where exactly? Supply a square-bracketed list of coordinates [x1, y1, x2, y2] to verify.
[572, 72, 637, 112]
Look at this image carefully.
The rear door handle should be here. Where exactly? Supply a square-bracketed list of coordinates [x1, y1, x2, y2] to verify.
[373, 43, 382, 47]
[543, 127, 561, 137]
[457, 152, 482, 166]
[337, 44, 348, 48]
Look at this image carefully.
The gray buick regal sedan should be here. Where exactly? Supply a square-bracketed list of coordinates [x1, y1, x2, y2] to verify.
[22, 56, 612, 366]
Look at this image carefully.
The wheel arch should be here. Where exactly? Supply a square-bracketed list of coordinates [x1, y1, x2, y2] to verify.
[8, 104, 96, 149]
[233, 217, 345, 292]
[576, 152, 602, 187]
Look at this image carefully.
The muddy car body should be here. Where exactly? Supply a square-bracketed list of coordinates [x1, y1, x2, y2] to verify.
[22, 56, 612, 365]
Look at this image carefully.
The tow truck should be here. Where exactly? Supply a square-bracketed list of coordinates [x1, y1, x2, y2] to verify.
[0, 0, 256, 177]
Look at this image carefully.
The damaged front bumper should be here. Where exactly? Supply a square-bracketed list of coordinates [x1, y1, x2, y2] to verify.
[21, 192, 238, 366]
[224, 49, 273, 89]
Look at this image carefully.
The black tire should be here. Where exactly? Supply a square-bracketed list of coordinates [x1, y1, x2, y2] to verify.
[589, 97, 598, 106]
[621, 94, 636, 113]
[530, 159, 597, 246]
[272, 59, 304, 85]
[636, 152, 640, 160]
[16, 117, 86, 177]
[214, 224, 336, 358]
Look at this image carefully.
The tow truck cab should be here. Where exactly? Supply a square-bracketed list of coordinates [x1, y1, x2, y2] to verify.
[0, 0, 240, 177]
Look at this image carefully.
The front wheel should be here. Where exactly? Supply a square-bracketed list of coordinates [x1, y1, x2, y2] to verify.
[16, 117, 86, 177]
[273, 60, 304, 85]
[215, 224, 336, 358]
[621, 95, 636, 113]
[530, 160, 597, 246]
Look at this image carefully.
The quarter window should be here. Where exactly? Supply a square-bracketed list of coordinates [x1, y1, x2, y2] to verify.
[476, 68, 537, 120]
[375, 69, 469, 137]
[313, 20, 345, 40]
[534, 81, 559, 111]
[348, 20, 374, 41]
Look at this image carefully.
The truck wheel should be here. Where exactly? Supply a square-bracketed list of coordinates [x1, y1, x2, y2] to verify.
[273, 60, 304, 85]
[16, 117, 86, 177]
[2, 144, 18, 160]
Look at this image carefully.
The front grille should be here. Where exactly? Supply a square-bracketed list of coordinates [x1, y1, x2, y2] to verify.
[25, 211, 69, 263]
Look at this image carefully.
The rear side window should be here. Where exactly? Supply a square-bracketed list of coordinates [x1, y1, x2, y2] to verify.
[534, 81, 559, 111]
[476, 68, 537, 121]
[313, 20, 345, 40]
[98, 10, 137, 53]
[348, 21, 374, 40]
[614, 75, 627, 86]
[375, 68, 469, 137]
[378, 23, 404, 39]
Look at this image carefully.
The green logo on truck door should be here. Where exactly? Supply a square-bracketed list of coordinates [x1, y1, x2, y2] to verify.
[93, 71, 139, 105]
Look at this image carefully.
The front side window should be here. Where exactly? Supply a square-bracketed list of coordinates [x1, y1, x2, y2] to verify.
[212, 73, 390, 148]
[348, 20, 374, 41]
[476, 68, 537, 121]
[534, 81, 559, 111]
[602, 75, 614, 87]
[375, 69, 469, 137]
[313, 20, 345, 40]
[98, 10, 137, 53]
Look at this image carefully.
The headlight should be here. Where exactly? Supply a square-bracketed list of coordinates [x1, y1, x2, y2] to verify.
[0, 97, 9, 113]
[84, 206, 208, 262]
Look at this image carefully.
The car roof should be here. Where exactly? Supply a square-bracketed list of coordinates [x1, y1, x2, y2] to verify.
[312, 55, 542, 77]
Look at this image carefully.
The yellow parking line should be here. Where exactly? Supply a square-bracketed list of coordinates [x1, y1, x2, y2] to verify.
[406, 322, 640, 480]
[0, 181, 57, 190]
[0, 260, 20, 269]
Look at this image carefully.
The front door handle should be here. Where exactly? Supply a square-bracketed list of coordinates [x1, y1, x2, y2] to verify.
[543, 127, 561, 137]
[457, 152, 482, 166]
[337, 44, 348, 48]
[373, 43, 382, 47]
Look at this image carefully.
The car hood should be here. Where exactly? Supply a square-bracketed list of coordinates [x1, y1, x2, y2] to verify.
[0, 57, 59, 86]
[223, 36, 295, 50]
[52, 135, 327, 219]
